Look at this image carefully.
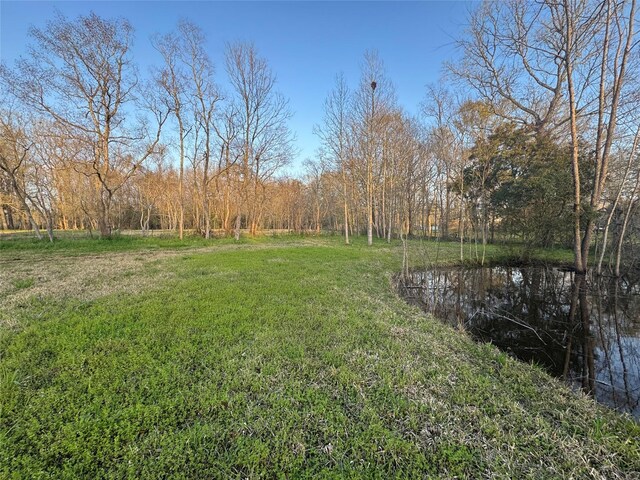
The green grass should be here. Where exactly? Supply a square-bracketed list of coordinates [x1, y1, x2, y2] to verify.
[0, 230, 232, 254]
[0, 235, 637, 478]
[10, 278, 34, 290]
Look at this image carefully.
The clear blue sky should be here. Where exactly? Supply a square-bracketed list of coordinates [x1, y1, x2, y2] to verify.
[1, 1, 473, 175]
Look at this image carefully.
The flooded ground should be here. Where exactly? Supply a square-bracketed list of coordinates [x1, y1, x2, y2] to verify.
[399, 266, 640, 419]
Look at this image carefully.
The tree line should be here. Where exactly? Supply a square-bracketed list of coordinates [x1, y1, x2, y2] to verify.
[1, 0, 639, 275]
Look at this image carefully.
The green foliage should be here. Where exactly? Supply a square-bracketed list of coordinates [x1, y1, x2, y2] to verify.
[11, 277, 34, 289]
[466, 124, 577, 249]
[0, 236, 637, 478]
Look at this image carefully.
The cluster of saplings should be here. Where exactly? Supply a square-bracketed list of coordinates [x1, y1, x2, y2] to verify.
[1, 0, 638, 275]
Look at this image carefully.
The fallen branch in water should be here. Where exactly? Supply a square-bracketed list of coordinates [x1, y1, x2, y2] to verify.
[488, 309, 548, 345]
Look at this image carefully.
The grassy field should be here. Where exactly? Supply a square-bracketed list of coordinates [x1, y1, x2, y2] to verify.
[1, 234, 638, 478]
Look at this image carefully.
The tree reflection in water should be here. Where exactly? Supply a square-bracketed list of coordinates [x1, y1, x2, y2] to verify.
[400, 266, 640, 419]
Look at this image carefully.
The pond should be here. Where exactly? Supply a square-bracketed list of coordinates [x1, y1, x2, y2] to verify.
[398, 266, 640, 419]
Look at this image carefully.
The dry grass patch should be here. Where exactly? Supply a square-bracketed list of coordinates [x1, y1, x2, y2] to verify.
[0, 237, 338, 331]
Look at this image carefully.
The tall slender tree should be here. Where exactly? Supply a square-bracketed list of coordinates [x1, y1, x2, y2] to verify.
[314, 74, 352, 244]
[224, 42, 294, 237]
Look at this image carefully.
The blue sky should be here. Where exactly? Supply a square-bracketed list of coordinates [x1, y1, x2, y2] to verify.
[0, 1, 473, 174]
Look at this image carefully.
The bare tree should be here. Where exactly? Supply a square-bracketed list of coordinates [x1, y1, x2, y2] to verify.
[153, 28, 190, 239]
[597, 126, 640, 273]
[314, 73, 352, 244]
[302, 157, 329, 234]
[225, 42, 294, 236]
[29, 120, 77, 241]
[1, 12, 167, 238]
[455, 0, 638, 273]
[352, 51, 395, 246]
[613, 160, 640, 276]
[178, 21, 221, 239]
[0, 111, 43, 239]
[213, 104, 242, 239]
[451, 0, 566, 132]
[562, 0, 637, 273]
[422, 85, 469, 259]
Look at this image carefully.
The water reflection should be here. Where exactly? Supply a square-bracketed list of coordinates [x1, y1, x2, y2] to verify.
[399, 266, 640, 419]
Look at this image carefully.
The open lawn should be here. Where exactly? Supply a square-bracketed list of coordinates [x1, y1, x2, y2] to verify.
[1, 234, 638, 478]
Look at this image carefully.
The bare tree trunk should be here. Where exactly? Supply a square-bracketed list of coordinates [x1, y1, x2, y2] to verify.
[614, 200, 635, 276]
[597, 127, 639, 273]
[200, 138, 211, 239]
[614, 167, 640, 275]
[459, 180, 464, 262]
[3, 168, 43, 239]
[563, 1, 585, 273]
[342, 168, 350, 245]
[178, 116, 185, 240]
[223, 182, 230, 233]
[367, 82, 376, 247]
[45, 212, 54, 242]
[578, 0, 635, 272]
[97, 188, 112, 238]
[381, 153, 387, 240]
[21, 198, 43, 240]
[400, 215, 409, 281]
[481, 203, 487, 266]
[0, 206, 7, 230]
[140, 204, 147, 236]
[234, 199, 241, 241]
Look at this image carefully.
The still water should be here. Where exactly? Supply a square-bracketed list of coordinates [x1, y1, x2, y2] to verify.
[399, 266, 640, 419]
